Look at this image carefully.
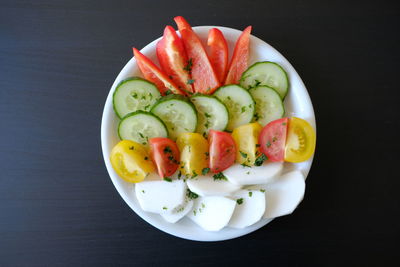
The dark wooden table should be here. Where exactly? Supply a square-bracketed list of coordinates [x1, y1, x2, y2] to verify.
[1, 0, 398, 266]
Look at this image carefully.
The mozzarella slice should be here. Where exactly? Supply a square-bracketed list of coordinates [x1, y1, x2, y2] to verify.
[161, 199, 194, 223]
[135, 179, 186, 214]
[188, 196, 236, 231]
[262, 170, 306, 218]
[186, 175, 241, 197]
[228, 190, 266, 229]
[223, 163, 283, 185]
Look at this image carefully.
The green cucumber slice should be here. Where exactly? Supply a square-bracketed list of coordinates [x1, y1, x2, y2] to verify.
[113, 77, 161, 119]
[250, 86, 285, 126]
[190, 95, 229, 137]
[213, 85, 255, 131]
[151, 95, 197, 140]
[240, 62, 289, 99]
[118, 111, 168, 146]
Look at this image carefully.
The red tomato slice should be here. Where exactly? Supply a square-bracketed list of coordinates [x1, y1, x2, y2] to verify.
[149, 137, 180, 178]
[208, 130, 236, 173]
[224, 26, 252, 85]
[132, 48, 184, 95]
[208, 28, 229, 83]
[258, 118, 288, 162]
[174, 17, 220, 94]
[157, 26, 194, 94]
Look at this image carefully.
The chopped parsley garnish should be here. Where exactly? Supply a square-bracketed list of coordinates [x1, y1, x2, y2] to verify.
[213, 173, 227, 181]
[163, 177, 172, 182]
[246, 171, 250, 175]
[241, 106, 246, 113]
[254, 112, 260, 121]
[192, 170, 198, 178]
[272, 136, 277, 142]
[241, 163, 251, 168]
[266, 141, 271, 147]
[256, 144, 261, 148]
[138, 132, 144, 138]
[184, 58, 193, 73]
[178, 171, 182, 179]
[205, 152, 209, 157]
[248, 191, 253, 197]
[141, 190, 145, 193]
[129, 146, 134, 150]
[236, 198, 244, 205]
[132, 93, 138, 99]
[187, 189, 199, 199]
[282, 122, 287, 125]
[254, 79, 261, 86]
[163, 146, 172, 154]
[204, 112, 211, 118]
[144, 104, 150, 110]
[163, 206, 168, 210]
[187, 79, 195, 85]
[165, 89, 172, 95]
[239, 151, 248, 158]
[260, 189, 265, 193]
[254, 154, 267, 166]
[202, 168, 210, 175]
[144, 156, 148, 161]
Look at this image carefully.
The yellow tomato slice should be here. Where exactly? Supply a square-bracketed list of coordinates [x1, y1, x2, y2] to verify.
[231, 122, 262, 166]
[176, 133, 208, 178]
[284, 117, 316, 163]
[110, 140, 155, 183]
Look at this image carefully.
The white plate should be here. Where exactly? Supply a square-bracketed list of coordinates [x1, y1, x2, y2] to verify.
[101, 26, 316, 241]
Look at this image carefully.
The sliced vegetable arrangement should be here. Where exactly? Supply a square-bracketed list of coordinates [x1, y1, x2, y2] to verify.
[109, 16, 316, 232]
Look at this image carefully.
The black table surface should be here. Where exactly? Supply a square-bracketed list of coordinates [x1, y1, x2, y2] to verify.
[1, 0, 399, 266]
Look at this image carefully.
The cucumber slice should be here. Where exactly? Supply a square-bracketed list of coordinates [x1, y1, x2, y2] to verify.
[250, 86, 285, 126]
[240, 62, 289, 99]
[151, 95, 197, 140]
[113, 77, 161, 119]
[213, 85, 255, 131]
[190, 95, 229, 136]
[118, 111, 168, 146]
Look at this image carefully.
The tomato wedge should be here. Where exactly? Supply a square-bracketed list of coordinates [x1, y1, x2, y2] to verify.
[259, 118, 288, 162]
[285, 117, 316, 163]
[232, 122, 263, 166]
[157, 26, 194, 94]
[224, 26, 252, 85]
[176, 133, 209, 178]
[174, 16, 220, 94]
[207, 28, 229, 83]
[132, 48, 184, 95]
[149, 137, 180, 178]
[208, 130, 236, 173]
[110, 140, 155, 183]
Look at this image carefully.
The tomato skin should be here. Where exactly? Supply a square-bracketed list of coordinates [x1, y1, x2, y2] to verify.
[208, 130, 236, 173]
[207, 28, 229, 83]
[232, 122, 262, 166]
[285, 117, 316, 163]
[259, 118, 288, 162]
[110, 140, 155, 183]
[132, 48, 185, 95]
[225, 26, 252, 85]
[149, 138, 180, 178]
[174, 16, 220, 94]
[176, 133, 209, 178]
[157, 26, 194, 94]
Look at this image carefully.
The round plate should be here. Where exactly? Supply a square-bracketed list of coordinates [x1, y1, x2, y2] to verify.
[101, 26, 316, 242]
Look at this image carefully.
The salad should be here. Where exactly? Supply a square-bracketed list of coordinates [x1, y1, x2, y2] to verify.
[109, 16, 316, 231]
